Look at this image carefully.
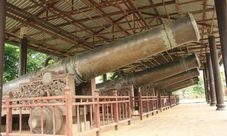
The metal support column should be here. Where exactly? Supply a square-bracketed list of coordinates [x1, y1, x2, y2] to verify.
[0, 0, 6, 131]
[204, 65, 211, 104]
[206, 53, 216, 106]
[19, 37, 27, 76]
[208, 35, 226, 110]
[203, 68, 209, 104]
[214, 0, 227, 86]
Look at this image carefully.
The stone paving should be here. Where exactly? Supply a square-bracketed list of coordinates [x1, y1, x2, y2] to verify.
[88, 102, 227, 136]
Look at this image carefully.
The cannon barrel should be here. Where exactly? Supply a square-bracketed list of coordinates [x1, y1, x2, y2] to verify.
[96, 53, 200, 89]
[3, 13, 200, 94]
[153, 68, 200, 89]
[165, 76, 199, 90]
[167, 80, 199, 92]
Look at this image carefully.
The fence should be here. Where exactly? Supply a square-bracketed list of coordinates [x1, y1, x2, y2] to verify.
[1, 88, 131, 136]
[131, 92, 159, 120]
[160, 96, 170, 111]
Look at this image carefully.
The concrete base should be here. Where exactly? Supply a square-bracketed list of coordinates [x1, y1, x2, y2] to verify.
[216, 104, 226, 111]
[210, 102, 216, 106]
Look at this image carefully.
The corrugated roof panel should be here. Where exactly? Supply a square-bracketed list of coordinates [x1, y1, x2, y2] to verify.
[71, 0, 88, 9]
[54, 1, 72, 12]
[48, 18, 68, 26]
[55, 0, 87, 12]
[60, 24, 77, 33]
[71, 12, 87, 20]
[134, 0, 151, 7]
[75, 31, 91, 39]
[29, 32, 52, 41]
[94, 18, 109, 27]
[6, 17, 21, 30]
[109, 13, 123, 21]
[27, 27, 40, 35]
[27, 5, 43, 15]
[38, 9, 56, 19]
[100, 5, 121, 14]
[8, 0, 35, 9]
[179, 1, 204, 14]
[84, 10, 100, 18]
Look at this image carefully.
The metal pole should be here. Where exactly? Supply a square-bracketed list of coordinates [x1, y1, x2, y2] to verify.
[206, 53, 216, 106]
[19, 37, 27, 76]
[205, 63, 211, 104]
[0, 0, 6, 132]
[214, 0, 227, 86]
[203, 68, 209, 103]
[208, 35, 225, 110]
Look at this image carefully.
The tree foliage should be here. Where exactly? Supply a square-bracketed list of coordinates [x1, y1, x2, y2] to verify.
[192, 76, 204, 95]
[3, 43, 47, 83]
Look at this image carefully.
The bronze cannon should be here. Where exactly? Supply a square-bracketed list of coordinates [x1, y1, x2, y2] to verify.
[153, 68, 200, 90]
[3, 13, 200, 95]
[2, 13, 200, 134]
[96, 54, 200, 89]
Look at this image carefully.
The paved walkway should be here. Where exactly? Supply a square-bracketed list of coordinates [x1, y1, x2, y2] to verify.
[92, 102, 227, 136]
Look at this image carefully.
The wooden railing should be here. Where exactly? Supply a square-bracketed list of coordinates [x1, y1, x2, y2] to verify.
[160, 96, 170, 111]
[131, 92, 159, 120]
[1, 88, 131, 136]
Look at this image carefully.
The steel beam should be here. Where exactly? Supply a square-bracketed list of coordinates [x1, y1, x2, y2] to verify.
[206, 53, 216, 106]
[208, 35, 226, 110]
[214, 0, 227, 87]
[0, 0, 6, 131]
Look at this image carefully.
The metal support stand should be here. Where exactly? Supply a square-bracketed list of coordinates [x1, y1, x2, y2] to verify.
[208, 35, 226, 110]
[206, 53, 216, 106]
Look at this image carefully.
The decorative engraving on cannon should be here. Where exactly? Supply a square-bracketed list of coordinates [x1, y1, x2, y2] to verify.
[11, 71, 74, 99]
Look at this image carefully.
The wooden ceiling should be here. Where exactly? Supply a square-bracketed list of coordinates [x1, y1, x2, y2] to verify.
[5, 0, 220, 75]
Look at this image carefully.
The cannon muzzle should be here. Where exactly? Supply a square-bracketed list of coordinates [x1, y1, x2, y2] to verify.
[3, 13, 200, 94]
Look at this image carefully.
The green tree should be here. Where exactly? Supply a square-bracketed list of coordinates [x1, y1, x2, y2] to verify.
[3, 43, 47, 83]
[192, 76, 204, 96]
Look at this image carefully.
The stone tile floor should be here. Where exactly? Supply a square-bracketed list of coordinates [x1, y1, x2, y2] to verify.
[87, 102, 227, 136]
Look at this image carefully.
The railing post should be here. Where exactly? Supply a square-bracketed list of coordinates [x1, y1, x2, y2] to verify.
[6, 92, 12, 134]
[168, 94, 171, 108]
[94, 90, 100, 136]
[158, 94, 162, 112]
[138, 88, 143, 120]
[113, 90, 119, 130]
[65, 87, 73, 136]
[127, 91, 131, 125]
[146, 95, 149, 118]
